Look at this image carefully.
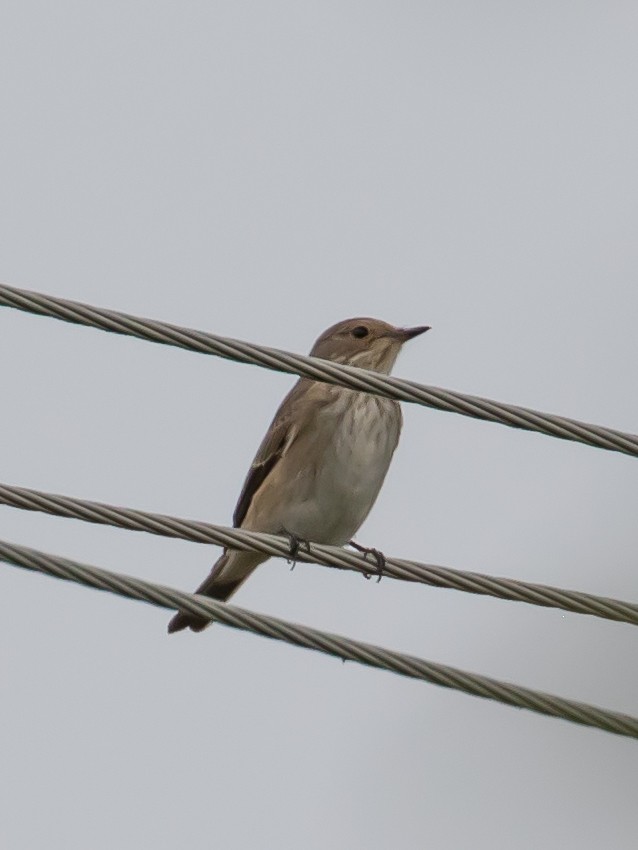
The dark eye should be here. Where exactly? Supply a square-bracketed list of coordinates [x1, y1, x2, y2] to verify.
[351, 325, 369, 338]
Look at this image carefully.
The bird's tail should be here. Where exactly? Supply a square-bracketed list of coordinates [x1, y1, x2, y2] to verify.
[167, 549, 267, 634]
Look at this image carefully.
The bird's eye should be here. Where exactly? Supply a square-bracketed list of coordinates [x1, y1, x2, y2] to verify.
[351, 326, 369, 338]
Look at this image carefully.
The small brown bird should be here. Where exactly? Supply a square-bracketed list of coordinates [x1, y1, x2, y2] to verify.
[168, 317, 429, 633]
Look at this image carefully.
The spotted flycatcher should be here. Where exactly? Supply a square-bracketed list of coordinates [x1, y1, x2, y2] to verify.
[168, 317, 429, 633]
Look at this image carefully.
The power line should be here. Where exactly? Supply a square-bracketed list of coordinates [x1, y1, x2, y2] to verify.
[2, 538, 637, 740]
[2, 481, 637, 627]
[1, 282, 637, 457]
[2, 284, 636, 741]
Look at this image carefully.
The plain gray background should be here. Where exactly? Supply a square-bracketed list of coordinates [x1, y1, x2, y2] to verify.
[1, 3, 637, 848]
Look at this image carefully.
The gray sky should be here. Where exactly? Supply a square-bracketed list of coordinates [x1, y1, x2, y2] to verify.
[1, 3, 637, 848]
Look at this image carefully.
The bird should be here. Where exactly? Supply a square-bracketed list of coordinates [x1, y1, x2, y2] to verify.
[167, 317, 429, 633]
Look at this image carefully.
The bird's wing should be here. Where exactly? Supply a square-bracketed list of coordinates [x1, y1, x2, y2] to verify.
[233, 379, 321, 528]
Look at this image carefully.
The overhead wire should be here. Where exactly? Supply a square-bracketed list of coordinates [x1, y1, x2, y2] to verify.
[2, 538, 638, 740]
[2, 481, 637, 627]
[1, 282, 636, 737]
[1, 282, 637, 457]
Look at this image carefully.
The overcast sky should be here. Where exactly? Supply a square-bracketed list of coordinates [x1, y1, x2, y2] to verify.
[1, 3, 637, 848]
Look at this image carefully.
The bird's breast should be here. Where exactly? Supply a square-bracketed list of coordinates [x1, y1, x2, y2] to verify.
[306, 392, 402, 543]
[329, 394, 401, 482]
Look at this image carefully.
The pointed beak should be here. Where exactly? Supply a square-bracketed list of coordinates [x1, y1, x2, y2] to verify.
[396, 325, 431, 341]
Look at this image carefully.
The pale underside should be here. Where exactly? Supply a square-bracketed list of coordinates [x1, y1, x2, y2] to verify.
[211, 381, 401, 593]
[239, 380, 402, 544]
[167, 378, 403, 631]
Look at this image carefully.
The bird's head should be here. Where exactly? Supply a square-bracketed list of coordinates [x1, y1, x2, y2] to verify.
[310, 318, 430, 374]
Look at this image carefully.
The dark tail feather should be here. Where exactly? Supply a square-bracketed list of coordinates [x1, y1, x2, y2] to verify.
[167, 550, 265, 634]
[167, 576, 242, 633]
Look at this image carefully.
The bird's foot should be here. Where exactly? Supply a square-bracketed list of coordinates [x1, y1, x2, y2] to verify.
[282, 529, 312, 570]
[349, 540, 386, 582]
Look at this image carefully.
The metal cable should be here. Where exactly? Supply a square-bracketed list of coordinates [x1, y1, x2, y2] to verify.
[1, 539, 637, 739]
[2, 482, 637, 627]
[1, 283, 637, 457]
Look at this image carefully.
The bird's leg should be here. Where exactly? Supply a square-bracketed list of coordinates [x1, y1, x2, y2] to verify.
[349, 540, 386, 582]
[282, 529, 312, 570]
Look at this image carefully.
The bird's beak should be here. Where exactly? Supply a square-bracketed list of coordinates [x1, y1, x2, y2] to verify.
[396, 325, 431, 341]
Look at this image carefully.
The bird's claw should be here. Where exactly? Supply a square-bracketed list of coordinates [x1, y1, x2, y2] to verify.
[283, 529, 311, 570]
[349, 541, 386, 582]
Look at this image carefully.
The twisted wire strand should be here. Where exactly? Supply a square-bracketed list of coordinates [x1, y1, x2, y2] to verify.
[2, 482, 637, 627]
[1, 283, 637, 457]
[1, 539, 637, 739]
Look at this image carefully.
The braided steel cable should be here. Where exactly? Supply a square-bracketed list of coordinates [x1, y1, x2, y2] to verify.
[1, 283, 637, 457]
[1, 539, 637, 739]
[2, 482, 637, 627]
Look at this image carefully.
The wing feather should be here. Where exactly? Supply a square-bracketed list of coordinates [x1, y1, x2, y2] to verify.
[232, 380, 309, 527]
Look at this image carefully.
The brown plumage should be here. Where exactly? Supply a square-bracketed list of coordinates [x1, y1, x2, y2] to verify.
[168, 317, 429, 633]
